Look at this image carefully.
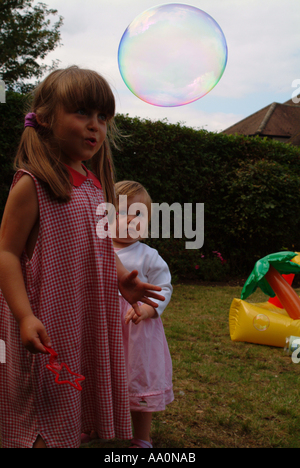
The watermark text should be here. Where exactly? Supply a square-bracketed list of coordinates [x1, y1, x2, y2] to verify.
[292, 79, 300, 104]
[291, 338, 300, 364]
[96, 198, 204, 250]
[0, 77, 5, 103]
[0, 339, 5, 363]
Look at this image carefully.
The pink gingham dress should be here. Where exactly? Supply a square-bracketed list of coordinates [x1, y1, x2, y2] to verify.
[0, 166, 132, 448]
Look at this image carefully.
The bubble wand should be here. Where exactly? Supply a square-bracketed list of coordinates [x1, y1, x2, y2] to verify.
[44, 346, 85, 391]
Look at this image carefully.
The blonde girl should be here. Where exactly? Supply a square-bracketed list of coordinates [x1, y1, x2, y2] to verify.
[113, 181, 174, 449]
[0, 66, 163, 448]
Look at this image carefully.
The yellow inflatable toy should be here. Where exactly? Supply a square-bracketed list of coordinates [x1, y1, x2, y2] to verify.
[229, 252, 300, 348]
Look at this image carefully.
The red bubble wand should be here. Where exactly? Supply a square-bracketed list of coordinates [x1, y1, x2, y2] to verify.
[44, 346, 85, 391]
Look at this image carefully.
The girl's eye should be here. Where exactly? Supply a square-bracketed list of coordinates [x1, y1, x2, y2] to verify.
[75, 109, 107, 121]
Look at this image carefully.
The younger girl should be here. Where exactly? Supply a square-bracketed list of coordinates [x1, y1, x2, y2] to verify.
[0, 66, 164, 448]
[113, 181, 174, 449]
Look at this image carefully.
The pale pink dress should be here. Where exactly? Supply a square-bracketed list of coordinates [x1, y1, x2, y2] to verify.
[116, 247, 174, 413]
[0, 167, 132, 448]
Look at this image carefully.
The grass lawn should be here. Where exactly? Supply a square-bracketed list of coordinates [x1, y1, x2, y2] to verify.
[90, 283, 300, 449]
[2, 284, 300, 448]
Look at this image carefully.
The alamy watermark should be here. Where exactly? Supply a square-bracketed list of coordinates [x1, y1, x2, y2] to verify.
[96, 196, 204, 250]
[291, 338, 300, 364]
[0, 339, 5, 363]
[292, 79, 300, 104]
[0, 76, 5, 104]
[285, 336, 300, 364]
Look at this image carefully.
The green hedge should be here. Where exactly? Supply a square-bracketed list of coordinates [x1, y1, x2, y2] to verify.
[113, 114, 300, 280]
[1, 92, 300, 281]
[0, 91, 30, 213]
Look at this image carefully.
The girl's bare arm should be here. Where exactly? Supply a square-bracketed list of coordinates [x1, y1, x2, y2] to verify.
[114, 253, 165, 307]
[0, 175, 51, 353]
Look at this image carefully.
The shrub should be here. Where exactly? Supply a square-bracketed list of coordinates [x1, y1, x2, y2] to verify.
[1, 95, 300, 281]
[0, 92, 30, 208]
[113, 115, 300, 279]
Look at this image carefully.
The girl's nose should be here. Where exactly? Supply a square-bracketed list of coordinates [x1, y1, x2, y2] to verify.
[87, 113, 99, 131]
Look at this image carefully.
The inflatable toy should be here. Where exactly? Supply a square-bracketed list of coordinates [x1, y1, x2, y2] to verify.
[268, 273, 294, 308]
[229, 252, 300, 348]
[229, 297, 300, 348]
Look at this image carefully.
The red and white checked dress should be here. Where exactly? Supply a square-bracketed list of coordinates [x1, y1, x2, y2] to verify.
[0, 166, 132, 448]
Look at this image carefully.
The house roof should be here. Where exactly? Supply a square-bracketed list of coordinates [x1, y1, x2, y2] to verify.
[289, 130, 300, 146]
[222, 95, 300, 144]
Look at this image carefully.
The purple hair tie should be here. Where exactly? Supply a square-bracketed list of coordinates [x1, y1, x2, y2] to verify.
[24, 112, 38, 128]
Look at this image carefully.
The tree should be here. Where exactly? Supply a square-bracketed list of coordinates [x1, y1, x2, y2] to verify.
[0, 0, 63, 91]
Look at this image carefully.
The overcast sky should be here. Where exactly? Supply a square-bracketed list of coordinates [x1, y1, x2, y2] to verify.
[35, 0, 300, 132]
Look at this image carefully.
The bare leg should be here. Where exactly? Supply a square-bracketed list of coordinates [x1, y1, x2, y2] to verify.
[33, 435, 47, 448]
[131, 411, 152, 442]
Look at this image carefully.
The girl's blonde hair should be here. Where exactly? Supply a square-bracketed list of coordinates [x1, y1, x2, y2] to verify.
[14, 65, 118, 204]
[115, 180, 152, 222]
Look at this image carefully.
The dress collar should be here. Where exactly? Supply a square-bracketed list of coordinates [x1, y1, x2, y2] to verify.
[64, 164, 102, 189]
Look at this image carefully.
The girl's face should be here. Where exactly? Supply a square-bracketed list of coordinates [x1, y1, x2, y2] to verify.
[112, 194, 149, 249]
[52, 106, 108, 171]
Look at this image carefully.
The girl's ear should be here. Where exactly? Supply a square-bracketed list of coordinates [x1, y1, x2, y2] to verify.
[36, 113, 50, 128]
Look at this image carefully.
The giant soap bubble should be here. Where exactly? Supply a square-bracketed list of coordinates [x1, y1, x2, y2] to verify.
[118, 3, 228, 107]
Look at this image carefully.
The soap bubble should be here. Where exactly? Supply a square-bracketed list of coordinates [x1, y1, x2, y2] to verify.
[118, 3, 228, 107]
[253, 314, 270, 332]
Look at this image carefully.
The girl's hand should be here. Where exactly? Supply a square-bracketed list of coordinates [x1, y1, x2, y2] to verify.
[19, 315, 51, 354]
[125, 304, 158, 325]
[118, 269, 165, 308]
